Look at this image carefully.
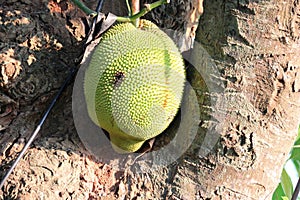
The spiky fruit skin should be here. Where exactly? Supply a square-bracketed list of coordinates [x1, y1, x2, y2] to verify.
[84, 20, 185, 153]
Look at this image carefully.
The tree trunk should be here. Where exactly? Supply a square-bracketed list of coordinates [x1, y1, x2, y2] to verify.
[0, 0, 299, 199]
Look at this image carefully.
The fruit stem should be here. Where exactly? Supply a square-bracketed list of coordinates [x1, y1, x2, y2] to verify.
[70, 0, 169, 23]
[70, 0, 97, 18]
[116, 0, 169, 23]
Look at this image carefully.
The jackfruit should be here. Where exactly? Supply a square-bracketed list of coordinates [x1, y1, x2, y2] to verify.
[84, 19, 185, 153]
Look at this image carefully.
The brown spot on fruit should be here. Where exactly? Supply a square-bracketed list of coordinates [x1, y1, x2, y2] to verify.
[163, 93, 168, 108]
[113, 71, 125, 88]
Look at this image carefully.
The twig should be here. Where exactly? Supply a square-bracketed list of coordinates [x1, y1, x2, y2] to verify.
[126, 0, 132, 16]
[116, 0, 169, 23]
[70, 0, 169, 24]
[70, 0, 97, 18]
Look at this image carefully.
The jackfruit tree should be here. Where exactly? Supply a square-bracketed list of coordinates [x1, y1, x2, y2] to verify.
[0, 0, 299, 199]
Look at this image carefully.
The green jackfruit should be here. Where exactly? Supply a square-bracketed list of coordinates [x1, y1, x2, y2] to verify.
[84, 20, 185, 153]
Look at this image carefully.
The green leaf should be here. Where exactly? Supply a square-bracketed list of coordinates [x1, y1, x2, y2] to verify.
[290, 126, 300, 160]
[294, 137, 300, 146]
[294, 125, 300, 145]
[272, 183, 286, 200]
[273, 125, 300, 200]
[281, 168, 294, 199]
[291, 159, 300, 175]
[290, 145, 300, 160]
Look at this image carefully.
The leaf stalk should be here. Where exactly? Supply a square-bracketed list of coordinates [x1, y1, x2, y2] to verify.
[70, 0, 97, 18]
[116, 0, 169, 23]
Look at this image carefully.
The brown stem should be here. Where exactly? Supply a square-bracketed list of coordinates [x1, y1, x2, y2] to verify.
[131, 0, 140, 14]
[131, 0, 140, 26]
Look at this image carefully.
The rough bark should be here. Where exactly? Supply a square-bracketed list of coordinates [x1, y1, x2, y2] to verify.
[192, 0, 300, 198]
[0, 0, 299, 199]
